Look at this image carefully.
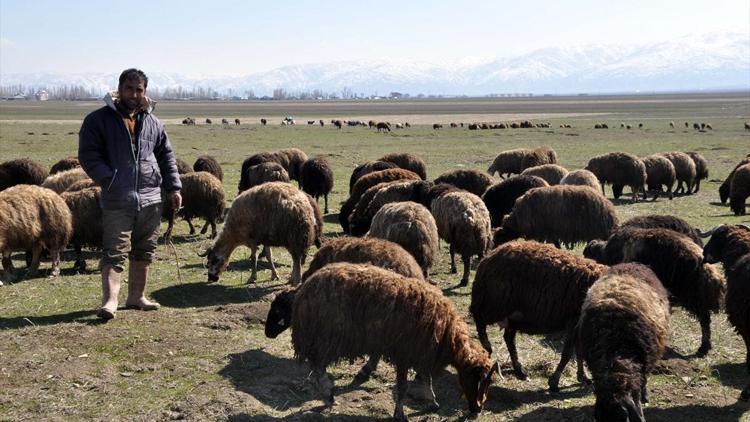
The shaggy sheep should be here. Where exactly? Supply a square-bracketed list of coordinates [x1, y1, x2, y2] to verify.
[175, 158, 193, 175]
[278, 148, 308, 182]
[487, 146, 558, 178]
[60, 187, 102, 271]
[291, 263, 498, 420]
[260, 118, 267, 125]
[0, 185, 72, 281]
[300, 156, 334, 214]
[720, 156, 750, 204]
[238, 152, 282, 192]
[368, 201, 439, 278]
[660, 151, 697, 195]
[730, 164, 750, 215]
[339, 168, 421, 233]
[520, 164, 569, 185]
[433, 169, 494, 196]
[579, 273, 670, 421]
[349, 180, 433, 237]
[560, 169, 600, 191]
[200, 182, 317, 284]
[163, 171, 226, 240]
[49, 156, 80, 175]
[585, 152, 647, 202]
[0, 158, 48, 191]
[348, 161, 398, 193]
[379, 152, 428, 180]
[64, 178, 98, 193]
[482, 175, 549, 227]
[348, 181, 402, 235]
[494, 185, 618, 249]
[376, 122, 391, 132]
[702, 224, 750, 400]
[686, 152, 708, 193]
[243, 162, 290, 191]
[40, 167, 90, 194]
[431, 190, 492, 286]
[613, 154, 676, 201]
[193, 155, 223, 181]
[471, 240, 606, 391]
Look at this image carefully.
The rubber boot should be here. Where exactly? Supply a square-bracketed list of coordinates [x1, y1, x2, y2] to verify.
[97, 265, 122, 320]
[124, 260, 160, 310]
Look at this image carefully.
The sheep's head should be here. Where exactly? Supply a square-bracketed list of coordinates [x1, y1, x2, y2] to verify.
[458, 361, 498, 415]
[265, 288, 297, 338]
[702, 225, 729, 264]
[583, 240, 608, 263]
[198, 246, 228, 282]
[593, 394, 644, 422]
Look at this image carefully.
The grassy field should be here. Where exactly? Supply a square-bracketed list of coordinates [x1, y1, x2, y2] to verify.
[1, 95, 749, 421]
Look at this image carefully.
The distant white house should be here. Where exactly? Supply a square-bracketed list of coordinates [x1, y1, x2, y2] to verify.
[35, 90, 49, 101]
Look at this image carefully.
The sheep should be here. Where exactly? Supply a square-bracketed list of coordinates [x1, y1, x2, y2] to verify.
[175, 158, 193, 175]
[579, 273, 670, 421]
[238, 152, 282, 193]
[494, 185, 618, 249]
[243, 162, 290, 191]
[730, 164, 750, 215]
[235, 118, 240, 125]
[470, 240, 606, 391]
[560, 169, 600, 191]
[200, 182, 317, 285]
[379, 152, 428, 180]
[0, 158, 48, 191]
[348, 161, 398, 193]
[622, 214, 706, 246]
[339, 168, 421, 233]
[520, 164, 569, 185]
[702, 224, 750, 400]
[720, 156, 750, 204]
[431, 190, 492, 286]
[277, 148, 308, 182]
[669, 121, 675, 128]
[49, 156, 80, 175]
[433, 123, 443, 130]
[642, 154, 676, 200]
[349, 180, 433, 236]
[487, 146, 557, 178]
[163, 171, 226, 240]
[693, 123, 700, 130]
[368, 201, 439, 278]
[64, 178, 98, 193]
[376, 122, 391, 132]
[686, 152, 708, 193]
[433, 169, 494, 197]
[482, 175, 549, 227]
[660, 151, 697, 195]
[585, 152, 647, 202]
[0, 185, 72, 282]
[206, 118, 212, 124]
[40, 167, 90, 194]
[300, 156, 334, 214]
[260, 118, 267, 125]
[192, 155, 223, 181]
[746, 122, 750, 130]
[291, 263, 498, 420]
[60, 186, 102, 271]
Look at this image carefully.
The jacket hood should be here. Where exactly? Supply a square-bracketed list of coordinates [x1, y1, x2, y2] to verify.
[104, 90, 155, 114]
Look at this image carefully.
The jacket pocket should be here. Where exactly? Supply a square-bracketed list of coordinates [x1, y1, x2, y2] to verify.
[140, 162, 162, 189]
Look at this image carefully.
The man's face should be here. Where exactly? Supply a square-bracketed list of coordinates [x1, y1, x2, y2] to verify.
[118, 78, 146, 112]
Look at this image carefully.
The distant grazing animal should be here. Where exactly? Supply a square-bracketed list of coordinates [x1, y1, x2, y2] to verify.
[626, 125, 632, 130]
[669, 121, 675, 128]
[368, 120, 376, 128]
[308, 120, 315, 125]
[235, 118, 240, 125]
[319, 120, 324, 126]
[706, 123, 713, 130]
[260, 118, 267, 125]
[206, 118, 212, 124]
[693, 123, 700, 130]
[701, 123, 706, 130]
[221, 118, 229, 125]
[638, 123, 643, 128]
[685, 121, 689, 128]
[745, 122, 750, 130]
[376, 122, 391, 132]
[450, 123, 458, 128]
[333, 120, 343, 129]
[433, 123, 443, 130]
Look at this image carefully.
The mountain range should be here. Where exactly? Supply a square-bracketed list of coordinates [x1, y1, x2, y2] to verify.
[2, 31, 748, 96]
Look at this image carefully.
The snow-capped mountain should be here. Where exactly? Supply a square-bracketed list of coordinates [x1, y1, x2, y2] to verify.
[2, 32, 748, 96]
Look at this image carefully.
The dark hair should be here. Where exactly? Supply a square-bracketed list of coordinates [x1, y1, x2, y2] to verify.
[118, 68, 148, 88]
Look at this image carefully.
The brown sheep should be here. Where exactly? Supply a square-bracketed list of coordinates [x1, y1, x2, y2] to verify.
[64, 178, 98, 193]
[40, 167, 90, 194]
[560, 169, 600, 191]
[379, 152, 428, 180]
[348, 181, 402, 235]
[60, 186, 103, 271]
[163, 171, 226, 240]
[49, 156, 80, 175]
[730, 164, 750, 215]
[0, 185, 72, 282]
[686, 152, 708, 193]
[193, 155, 223, 181]
[0, 158, 48, 191]
[291, 263, 498, 420]
[642, 154, 676, 200]
[660, 151, 697, 195]
[470, 240, 606, 391]
[585, 152, 647, 202]
[175, 158, 193, 175]
[300, 156, 334, 214]
[369, 201, 439, 278]
[376, 122, 391, 132]
[482, 175, 549, 227]
[487, 147, 557, 178]
[520, 164, 569, 185]
[720, 156, 750, 204]
[348, 161, 398, 193]
[349, 180, 433, 236]
[243, 162, 290, 191]
[433, 169, 494, 196]
[277, 148, 309, 182]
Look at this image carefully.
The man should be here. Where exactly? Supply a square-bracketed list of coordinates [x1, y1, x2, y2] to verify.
[78, 68, 182, 320]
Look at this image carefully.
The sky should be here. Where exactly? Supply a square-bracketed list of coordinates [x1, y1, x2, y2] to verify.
[1, 0, 749, 76]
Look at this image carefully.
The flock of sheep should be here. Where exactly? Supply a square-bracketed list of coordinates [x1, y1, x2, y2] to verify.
[1, 138, 749, 421]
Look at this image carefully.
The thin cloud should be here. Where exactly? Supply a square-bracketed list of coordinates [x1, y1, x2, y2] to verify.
[0, 37, 16, 47]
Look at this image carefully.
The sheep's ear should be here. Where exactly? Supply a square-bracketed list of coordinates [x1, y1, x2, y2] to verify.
[698, 225, 721, 238]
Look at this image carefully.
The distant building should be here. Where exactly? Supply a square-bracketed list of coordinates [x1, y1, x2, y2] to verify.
[35, 90, 49, 101]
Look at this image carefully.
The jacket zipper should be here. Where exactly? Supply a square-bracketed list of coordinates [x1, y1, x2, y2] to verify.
[107, 169, 118, 191]
[112, 108, 142, 210]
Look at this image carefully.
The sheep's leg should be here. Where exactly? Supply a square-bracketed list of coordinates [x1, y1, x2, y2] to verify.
[311, 365, 335, 406]
[548, 322, 577, 392]
[393, 366, 409, 422]
[459, 254, 471, 287]
[504, 327, 528, 380]
[290, 253, 302, 285]
[742, 333, 750, 401]
[265, 247, 279, 281]
[696, 312, 712, 357]
[449, 245, 457, 274]
[575, 339, 590, 385]
[210, 221, 217, 239]
[631, 185, 638, 203]
[2, 250, 16, 282]
[25, 247, 42, 278]
[186, 218, 196, 235]
[199, 220, 210, 235]
[323, 194, 329, 214]
[600, 183, 606, 196]
[248, 245, 258, 283]
[686, 180, 694, 195]
[408, 371, 439, 410]
[667, 185, 674, 200]
[352, 355, 380, 385]
[640, 373, 649, 403]
[694, 179, 701, 194]
[49, 248, 61, 278]
[476, 323, 493, 354]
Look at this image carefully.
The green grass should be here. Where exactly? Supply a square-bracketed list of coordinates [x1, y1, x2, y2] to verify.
[1, 95, 750, 421]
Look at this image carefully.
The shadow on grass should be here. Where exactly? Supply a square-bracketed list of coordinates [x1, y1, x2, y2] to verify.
[0, 309, 100, 330]
[228, 412, 378, 421]
[323, 213, 341, 224]
[151, 281, 283, 308]
[712, 362, 748, 394]
[516, 403, 745, 422]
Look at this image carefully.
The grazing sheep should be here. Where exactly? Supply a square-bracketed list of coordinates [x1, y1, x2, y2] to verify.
[685, 122, 689, 128]
[319, 120, 324, 126]
[0, 185, 72, 281]
[348, 161, 398, 193]
[376, 122, 391, 132]
[300, 156, 334, 214]
[621, 214, 706, 246]
[277, 148, 308, 182]
[433, 123, 443, 130]
[163, 171, 226, 240]
[291, 263, 498, 420]
[238, 152, 282, 193]
[686, 152, 708, 193]
[585, 152, 647, 202]
[64, 178, 97, 193]
[660, 151, 697, 195]
[579, 273, 670, 421]
[40, 167, 89, 194]
[0, 158, 48, 191]
[702, 225, 750, 400]
[243, 162, 290, 191]
[206, 118, 212, 124]
[720, 156, 750, 204]
[431, 190, 492, 286]
[433, 169, 494, 196]
[693, 123, 700, 130]
[200, 182, 317, 284]
[260, 118, 267, 125]
[175, 158, 193, 175]
[379, 152, 428, 180]
[49, 156, 80, 175]
[349, 180, 433, 236]
[487, 146, 557, 178]
[669, 121, 675, 128]
[348, 181, 402, 235]
[642, 154, 676, 200]
[193, 155, 223, 182]
[745, 122, 750, 130]
[494, 185, 618, 248]
[222, 118, 229, 125]
[60, 187, 103, 271]
[235, 118, 240, 125]
[560, 169, 600, 191]
[520, 164, 569, 185]
[369, 201, 439, 278]
[730, 164, 750, 215]
[471, 240, 606, 391]
[482, 175, 549, 227]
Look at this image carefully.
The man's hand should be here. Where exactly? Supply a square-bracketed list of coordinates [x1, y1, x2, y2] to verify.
[168, 191, 182, 211]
